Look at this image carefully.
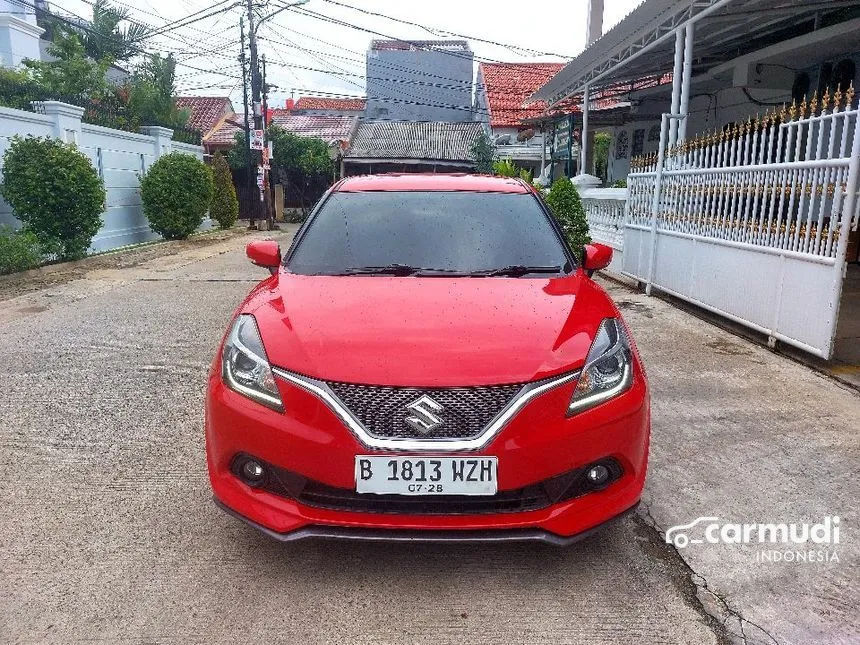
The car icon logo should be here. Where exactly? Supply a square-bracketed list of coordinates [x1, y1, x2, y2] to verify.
[404, 395, 445, 434]
[665, 517, 720, 548]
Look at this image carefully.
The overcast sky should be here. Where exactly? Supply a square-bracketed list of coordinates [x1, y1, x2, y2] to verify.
[54, 0, 645, 107]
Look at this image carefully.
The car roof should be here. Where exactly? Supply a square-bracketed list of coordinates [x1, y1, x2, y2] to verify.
[334, 173, 531, 194]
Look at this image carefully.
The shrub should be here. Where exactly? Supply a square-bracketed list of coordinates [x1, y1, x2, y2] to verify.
[545, 177, 591, 259]
[140, 152, 214, 240]
[209, 152, 238, 229]
[0, 136, 106, 260]
[493, 158, 519, 177]
[0, 226, 44, 275]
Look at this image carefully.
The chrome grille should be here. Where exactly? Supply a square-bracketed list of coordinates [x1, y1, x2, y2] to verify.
[326, 382, 523, 440]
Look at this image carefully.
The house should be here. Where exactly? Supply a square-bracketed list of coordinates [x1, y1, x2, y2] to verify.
[291, 96, 366, 118]
[473, 62, 565, 178]
[0, 0, 42, 67]
[531, 0, 860, 370]
[175, 96, 234, 142]
[201, 114, 244, 154]
[365, 40, 473, 122]
[342, 121, 484, 175]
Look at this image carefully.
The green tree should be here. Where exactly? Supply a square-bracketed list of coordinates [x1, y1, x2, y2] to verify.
[127, 53, 187, 127]
[210, 152, 238, 230]
[470, 130, 494, 174]
[594, 132, 611, 183]
[0, 136, 106, 260]
[82, 0, 149, 63]
[23, 29, 109, 99]
[545, 177, 591, 259]
[140, 152, 214, 240]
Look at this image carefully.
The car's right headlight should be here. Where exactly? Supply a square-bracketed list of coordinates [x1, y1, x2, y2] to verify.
[221, 314, 283, 412]
[568, 318, 633, 415]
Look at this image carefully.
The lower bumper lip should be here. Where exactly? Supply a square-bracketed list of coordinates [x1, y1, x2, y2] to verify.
[214, 497, 640, 547]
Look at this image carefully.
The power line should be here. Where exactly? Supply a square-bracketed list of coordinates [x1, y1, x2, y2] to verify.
[23, 0, 241, 82]
[287, 4, 569, 77]
[317, 0, 574, 58]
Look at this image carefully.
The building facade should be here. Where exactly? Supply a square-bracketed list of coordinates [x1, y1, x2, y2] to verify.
[365, 40, 474, 122]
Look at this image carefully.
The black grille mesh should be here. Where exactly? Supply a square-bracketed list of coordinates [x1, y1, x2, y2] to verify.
[326, 382, 523, 440]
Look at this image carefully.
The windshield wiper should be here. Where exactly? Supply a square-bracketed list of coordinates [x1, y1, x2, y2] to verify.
[339, 264, 466, 276]
[469, 264, 564, 277]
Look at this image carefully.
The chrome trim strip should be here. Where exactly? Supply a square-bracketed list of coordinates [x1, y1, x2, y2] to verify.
[272, 367, 580, 451]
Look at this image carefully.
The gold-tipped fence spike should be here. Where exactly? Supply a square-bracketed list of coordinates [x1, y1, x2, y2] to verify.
[788, 100, 798, 120]
[822, 87, 832, 110]
[834, 87, 843, 109]
[799, 95, 808, 118]
[847, 82, 855, 107]
[810, 92, 819, 115]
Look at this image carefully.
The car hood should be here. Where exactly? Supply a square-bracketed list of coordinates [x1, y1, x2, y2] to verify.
[243, 272, 618, 387]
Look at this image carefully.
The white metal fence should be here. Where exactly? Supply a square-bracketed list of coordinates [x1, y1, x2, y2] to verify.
[622, 89, 860, 358]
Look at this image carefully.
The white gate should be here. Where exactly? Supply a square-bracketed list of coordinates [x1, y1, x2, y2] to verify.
[624, 89, 860, 358]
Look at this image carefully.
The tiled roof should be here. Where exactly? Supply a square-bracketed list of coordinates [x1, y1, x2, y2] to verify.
[371, 39, 470, 52]
[269, 114, 358, 142]
[204, 115, 244, 146]
[175, 96, 233, 134]
[294, 96, 366, 111]
[345, 121, 485, 162]
[479, 63, 565, 128]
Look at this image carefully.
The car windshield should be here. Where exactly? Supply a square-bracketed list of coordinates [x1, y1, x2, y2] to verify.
[287, 190, 573, 276]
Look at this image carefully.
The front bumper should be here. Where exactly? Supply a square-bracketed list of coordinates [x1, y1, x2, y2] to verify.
[216, 497, 640, 546]
[205, 364, 650, 541]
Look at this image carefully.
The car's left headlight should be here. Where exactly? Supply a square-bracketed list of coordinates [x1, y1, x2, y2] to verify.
[221, 314, 283, 411]
[568, 318, 633, 415]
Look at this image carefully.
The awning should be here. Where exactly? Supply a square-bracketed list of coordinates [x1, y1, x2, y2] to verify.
[530, 0, 860, 106]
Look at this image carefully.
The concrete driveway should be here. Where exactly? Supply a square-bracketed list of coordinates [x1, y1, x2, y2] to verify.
[0, 228, 857, 644]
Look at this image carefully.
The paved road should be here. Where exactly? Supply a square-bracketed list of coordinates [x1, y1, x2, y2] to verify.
[1, 229, 857, 644]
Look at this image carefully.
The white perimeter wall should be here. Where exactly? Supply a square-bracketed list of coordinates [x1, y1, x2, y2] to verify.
[0, 102, 209, 253]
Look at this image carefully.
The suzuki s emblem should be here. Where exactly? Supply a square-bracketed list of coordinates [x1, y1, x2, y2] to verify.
[404, 394, 445, 433]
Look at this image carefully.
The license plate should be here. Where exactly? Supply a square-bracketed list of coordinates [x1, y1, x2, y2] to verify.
[355, 456, 498, 496]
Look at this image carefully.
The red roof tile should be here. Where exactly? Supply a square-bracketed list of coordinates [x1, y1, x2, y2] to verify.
[479, 63, 565, 128]
[175, 96, 233, 134]
[294, 96, 366, 112]
[204, 115, 244, 147]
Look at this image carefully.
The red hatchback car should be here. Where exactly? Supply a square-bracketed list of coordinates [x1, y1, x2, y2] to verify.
[206, 174, 650, 545]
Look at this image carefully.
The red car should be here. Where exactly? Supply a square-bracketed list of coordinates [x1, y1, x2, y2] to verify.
[206, 174, 649, 545]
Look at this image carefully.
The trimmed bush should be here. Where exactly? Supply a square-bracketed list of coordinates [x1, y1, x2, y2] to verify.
[545, 177, 591, 259]
[209, 152, 238, 230]
[140, 152, 214, 240]
[0, 226, 43, 274]
[0, 136, 106, 260]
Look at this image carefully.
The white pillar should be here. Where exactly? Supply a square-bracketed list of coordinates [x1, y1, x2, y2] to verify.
[580, 84, 590, 175]
[586, 0, 604, 45]
[678, 21, 696, 143]
[34, 101, 84, 144]
[668, 28, 685, 147]
[140, 126, 174, 159]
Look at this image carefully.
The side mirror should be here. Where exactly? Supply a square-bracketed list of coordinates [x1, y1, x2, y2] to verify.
[583, 243, 613, 277]
[246, 241, 281, 275]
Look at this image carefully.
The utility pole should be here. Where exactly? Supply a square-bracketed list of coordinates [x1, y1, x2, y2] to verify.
[246, 0, 262, 229]
[239, 16, 253, 226]
[261, 53, 276, 230]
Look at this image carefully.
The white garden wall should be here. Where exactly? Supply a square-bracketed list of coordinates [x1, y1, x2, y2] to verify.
[0, 102, 210, 254]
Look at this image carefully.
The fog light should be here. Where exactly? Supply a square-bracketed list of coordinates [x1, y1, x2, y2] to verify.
[586, 464, 610, 487]
[241, 459, 266, 484]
